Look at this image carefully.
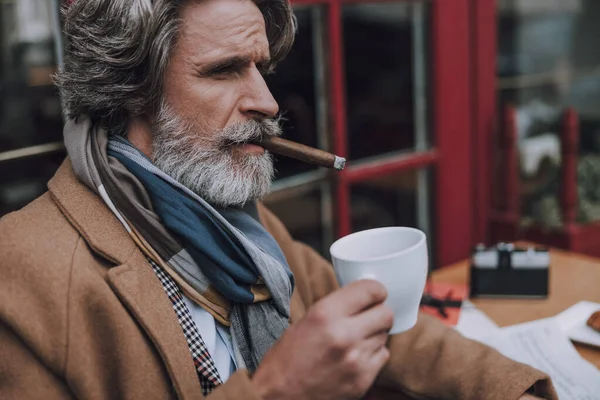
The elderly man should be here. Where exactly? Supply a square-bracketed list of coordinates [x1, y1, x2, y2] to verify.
[0, 0, 556, 399]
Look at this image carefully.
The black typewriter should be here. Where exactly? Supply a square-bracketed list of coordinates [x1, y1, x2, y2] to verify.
[469, 243, 549, 298]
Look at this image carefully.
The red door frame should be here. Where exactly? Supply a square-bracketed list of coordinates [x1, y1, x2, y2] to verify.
[432, 0, 473, 265]
[291, 0, 476, 267]
[470, 0, 497, 249]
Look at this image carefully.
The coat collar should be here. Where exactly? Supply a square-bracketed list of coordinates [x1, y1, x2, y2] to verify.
[48, 159, 202, 399]
[48, 159, 135, 265]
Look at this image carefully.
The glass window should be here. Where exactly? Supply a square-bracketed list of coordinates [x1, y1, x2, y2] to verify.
[0, 0, 63, 152]
[264, 189, 325, 255]
[350, 168, 434, 265]
[0, 152, 64, 215]
[267, 6, 326, 180]
[498, 0, 600, 227]
[1, 0, 64, 217]
[343, 1, 431, 161]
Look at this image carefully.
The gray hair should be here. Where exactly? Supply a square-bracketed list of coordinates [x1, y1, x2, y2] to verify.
[55, 0, 296, 134]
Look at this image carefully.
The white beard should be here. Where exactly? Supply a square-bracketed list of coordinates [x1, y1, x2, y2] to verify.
[151, 102, 280, 208]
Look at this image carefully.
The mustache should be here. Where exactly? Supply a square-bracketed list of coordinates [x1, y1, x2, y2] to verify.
[214, 119, 282, 148]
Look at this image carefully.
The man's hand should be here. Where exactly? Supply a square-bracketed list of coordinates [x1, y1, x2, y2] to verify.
[520, 395, 544, 400]
[252, 280, 394, 400]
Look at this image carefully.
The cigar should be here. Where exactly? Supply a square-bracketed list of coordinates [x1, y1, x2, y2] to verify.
[253, 136, 346, 171]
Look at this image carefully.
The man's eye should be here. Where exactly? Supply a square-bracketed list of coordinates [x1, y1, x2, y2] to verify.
[209, 65, 239, 77]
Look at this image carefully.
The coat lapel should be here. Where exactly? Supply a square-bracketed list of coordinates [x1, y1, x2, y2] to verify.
[48, 159, 201, 399]
[107, 253, 202, 400]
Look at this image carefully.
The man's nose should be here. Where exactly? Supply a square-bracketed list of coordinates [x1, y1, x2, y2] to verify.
[240, 67, 279, 119]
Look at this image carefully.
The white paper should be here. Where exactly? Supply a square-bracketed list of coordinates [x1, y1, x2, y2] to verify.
[555, 301, 600, 349]
[455, 301, 500, 340]
[479, 319, 600, 400]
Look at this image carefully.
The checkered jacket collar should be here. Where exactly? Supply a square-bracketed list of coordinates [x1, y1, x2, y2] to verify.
[148, 258, 222, 395]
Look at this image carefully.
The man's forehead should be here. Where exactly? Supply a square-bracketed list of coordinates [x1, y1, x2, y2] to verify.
[179, 0, 269, 60]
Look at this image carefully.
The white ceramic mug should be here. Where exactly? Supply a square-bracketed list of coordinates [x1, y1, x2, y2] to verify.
[330, 227, 428, 334]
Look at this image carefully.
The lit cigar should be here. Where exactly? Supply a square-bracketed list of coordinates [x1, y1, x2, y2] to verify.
[254, 136, 346, 171]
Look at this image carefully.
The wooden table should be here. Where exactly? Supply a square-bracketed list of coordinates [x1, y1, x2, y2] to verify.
[431, 246, 600, 369]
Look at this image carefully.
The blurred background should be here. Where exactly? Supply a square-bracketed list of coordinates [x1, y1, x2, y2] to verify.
[2, 0, 600, 268]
